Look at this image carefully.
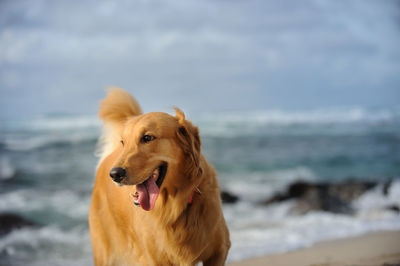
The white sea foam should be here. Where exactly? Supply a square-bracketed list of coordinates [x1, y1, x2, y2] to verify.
[197, 106, 400, 137]
[1, 115, 100, 151]
[226, 207, 400, 262]
[199, 107, 397, 125]
[0, 189, 90, 220]
[220, 166, 316, 202]
[0, 156, 16, 180]
[224, 180, 400, 262]
[0, 226, 92, 265]
[3, 130, 98, 151]
[4, 115, 101, 132]
[354, 181, 400, 219]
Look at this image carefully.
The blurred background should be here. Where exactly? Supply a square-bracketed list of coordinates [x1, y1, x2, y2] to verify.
[0, 0, 399, 265]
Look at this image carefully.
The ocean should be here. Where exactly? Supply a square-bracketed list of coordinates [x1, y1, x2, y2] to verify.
[1, 107, 400, 265]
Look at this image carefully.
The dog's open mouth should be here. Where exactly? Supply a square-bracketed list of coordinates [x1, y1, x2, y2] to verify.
[131, 163, 167, 211]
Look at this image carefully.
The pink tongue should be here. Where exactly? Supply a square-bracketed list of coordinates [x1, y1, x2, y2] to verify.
[136, 177, 159, 211]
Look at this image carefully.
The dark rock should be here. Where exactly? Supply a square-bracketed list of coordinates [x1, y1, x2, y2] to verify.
[0, 212, 38, 236]
[261, 181, 314, 206]
[292, 187, 353, 215]
[221, 191, 239, 204]
[386, 205, 400, 213]
[262, 193, 290, 205]
[288, 181, 313, 198]
[383, 180, 392, 196]
[328, 180, 376, 202]
[261, 180, 378, 215]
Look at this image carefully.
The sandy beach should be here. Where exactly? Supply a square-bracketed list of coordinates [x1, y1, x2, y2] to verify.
[229, 230, 400, 266]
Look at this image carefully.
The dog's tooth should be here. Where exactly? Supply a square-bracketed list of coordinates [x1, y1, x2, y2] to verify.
[133, 198, 140, 206]
[130, 192, 140, 207]
[152, 168, 159, 180]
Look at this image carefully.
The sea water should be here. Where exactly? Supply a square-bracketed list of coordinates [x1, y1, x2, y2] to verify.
[0, 107, 399, 265]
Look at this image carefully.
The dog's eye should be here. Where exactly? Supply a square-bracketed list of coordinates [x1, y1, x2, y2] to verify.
[120, 140, 124, 146]
[141, 135, 155, 143]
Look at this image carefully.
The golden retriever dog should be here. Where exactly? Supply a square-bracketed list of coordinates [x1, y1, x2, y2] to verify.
[89, 88, 230, 265]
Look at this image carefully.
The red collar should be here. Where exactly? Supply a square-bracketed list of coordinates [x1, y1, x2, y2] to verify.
[188, 190, 195, 205]
[188, 187, 201, 205]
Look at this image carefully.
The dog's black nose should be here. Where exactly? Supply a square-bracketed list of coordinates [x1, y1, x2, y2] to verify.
[110, 167, 127, 183]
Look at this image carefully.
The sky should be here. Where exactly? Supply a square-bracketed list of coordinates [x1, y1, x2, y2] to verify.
[0, 0, 399, 118]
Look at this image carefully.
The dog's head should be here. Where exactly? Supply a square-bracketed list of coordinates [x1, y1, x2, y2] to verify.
[108, 108, 202, 211]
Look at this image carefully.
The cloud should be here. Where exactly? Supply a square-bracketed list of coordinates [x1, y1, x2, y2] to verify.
[0, 0, 399, 117]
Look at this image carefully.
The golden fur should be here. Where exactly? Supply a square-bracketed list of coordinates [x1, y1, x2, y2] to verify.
[89, 88, 230, 265]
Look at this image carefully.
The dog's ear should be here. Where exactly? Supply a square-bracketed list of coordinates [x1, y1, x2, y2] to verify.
[175, 108, 202, 179]
[96, 88, 143, 162]
[99, 87, 142, 126]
